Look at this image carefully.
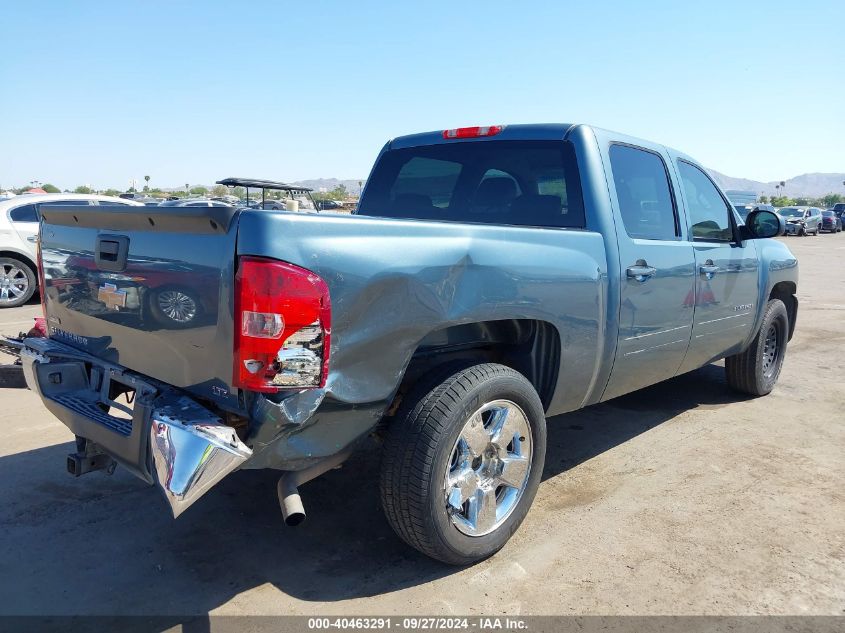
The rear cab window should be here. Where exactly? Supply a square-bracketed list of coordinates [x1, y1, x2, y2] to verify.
[358, 140, 585, 228]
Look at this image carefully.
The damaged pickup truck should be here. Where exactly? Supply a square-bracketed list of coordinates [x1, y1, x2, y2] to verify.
[22, 124, 798, 565]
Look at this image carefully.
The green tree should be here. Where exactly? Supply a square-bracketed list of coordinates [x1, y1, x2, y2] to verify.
[190, 186, 208, 196]
[232, 186, 245, 199]
[103, 189, 121, 197]
[822, 193, 842, 208]
[74, 185, 93, 194]
[144, 175, 151, 192]
[325, 184, 348, 201]
[211, 184, 228, 197]
[42, 183, 60, 193]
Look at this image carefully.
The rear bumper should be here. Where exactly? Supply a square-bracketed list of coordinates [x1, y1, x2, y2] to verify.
[21, 337, 251, 516]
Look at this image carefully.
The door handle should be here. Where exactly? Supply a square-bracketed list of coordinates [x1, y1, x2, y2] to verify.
[26, 235, 38, 243]
[626, 260, 657, 282]
[699, 260, 719, 280]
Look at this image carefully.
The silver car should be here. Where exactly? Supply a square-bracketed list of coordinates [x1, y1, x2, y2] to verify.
[780, 206, 822, 236]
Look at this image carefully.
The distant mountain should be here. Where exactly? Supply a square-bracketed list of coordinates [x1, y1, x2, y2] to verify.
[708, 170, 845, 198]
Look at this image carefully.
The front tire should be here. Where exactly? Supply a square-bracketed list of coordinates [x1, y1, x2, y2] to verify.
[725, 299, 788, 396]
[0, 257, 36, 308]
[380, 363, 546, 565]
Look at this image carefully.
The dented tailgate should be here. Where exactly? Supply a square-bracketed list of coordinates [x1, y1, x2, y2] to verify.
[38, 204, 241, 410]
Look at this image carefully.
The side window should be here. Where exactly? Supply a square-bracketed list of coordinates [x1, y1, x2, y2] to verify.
[9, 204, 39, 223]
[609, 144, 678, 240]
[677, 161, 734, 242]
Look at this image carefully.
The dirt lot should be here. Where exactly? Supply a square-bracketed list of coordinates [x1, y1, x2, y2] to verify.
[0, 236, 842, 618]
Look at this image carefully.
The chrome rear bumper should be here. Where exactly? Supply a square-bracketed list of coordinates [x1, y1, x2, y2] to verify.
[21, 337, 251, 517]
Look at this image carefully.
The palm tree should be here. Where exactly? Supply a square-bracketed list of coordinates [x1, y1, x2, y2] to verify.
[144, 175, 150, 191]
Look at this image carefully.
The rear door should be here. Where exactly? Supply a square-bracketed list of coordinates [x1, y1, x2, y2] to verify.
[671, 158, 760, 372]
[598, 139, 696, 401]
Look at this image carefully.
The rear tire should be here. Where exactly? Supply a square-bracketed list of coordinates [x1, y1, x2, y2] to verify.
[380, 363, 546, 565]
[0, 257, 36, 308]
[725, 299, 788, 396]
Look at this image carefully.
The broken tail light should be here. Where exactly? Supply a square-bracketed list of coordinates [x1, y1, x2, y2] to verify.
[234, 256, 331, 392]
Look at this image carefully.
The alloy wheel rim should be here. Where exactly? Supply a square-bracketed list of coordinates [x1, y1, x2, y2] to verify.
[0, 264, 29, 303]
[444, 399, 532, 537]
[157, 291, 197, 323]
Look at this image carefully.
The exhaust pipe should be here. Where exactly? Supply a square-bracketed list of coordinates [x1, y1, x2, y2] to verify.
[277, 449, 352, 526]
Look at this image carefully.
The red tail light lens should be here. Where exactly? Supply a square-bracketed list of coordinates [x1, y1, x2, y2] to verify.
[442, 125, 504, 139]
[234, 256, 331, 392]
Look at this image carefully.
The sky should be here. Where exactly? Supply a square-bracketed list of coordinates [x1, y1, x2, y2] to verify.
[1, 0, 843, 191]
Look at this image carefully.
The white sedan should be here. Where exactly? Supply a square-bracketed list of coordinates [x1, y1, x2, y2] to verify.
[0, 193, 142, 307]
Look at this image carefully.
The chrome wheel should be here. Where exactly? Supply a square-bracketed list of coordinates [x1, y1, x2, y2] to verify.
[762, 322, 780, 379]
[0, 263, 30, 304]
[156, 290, 197, 323]
[444, 399, 532, 537]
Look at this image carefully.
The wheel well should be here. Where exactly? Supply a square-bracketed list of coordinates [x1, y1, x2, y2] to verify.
[769, 281, 797, 340]
[390, 320, 560, 414]
[0, 250, 37, 272]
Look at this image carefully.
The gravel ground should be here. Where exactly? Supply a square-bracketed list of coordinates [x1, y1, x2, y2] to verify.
[0, 235, 842, 618]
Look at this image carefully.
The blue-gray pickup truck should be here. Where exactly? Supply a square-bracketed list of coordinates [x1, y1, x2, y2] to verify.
[22, 123, 797, 564]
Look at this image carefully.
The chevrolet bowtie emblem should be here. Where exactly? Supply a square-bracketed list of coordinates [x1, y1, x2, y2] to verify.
[97, 283, 127, 310]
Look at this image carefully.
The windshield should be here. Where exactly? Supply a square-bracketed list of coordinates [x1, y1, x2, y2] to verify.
[357, 140, 585, 228]
[778, 207, 803, 217]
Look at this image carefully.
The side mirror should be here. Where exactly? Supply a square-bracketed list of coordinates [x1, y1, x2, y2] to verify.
[743, 209, 784, 239]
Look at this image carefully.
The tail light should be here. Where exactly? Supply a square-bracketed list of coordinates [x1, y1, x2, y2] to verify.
[442, 125, 504, 139]
[234, 256, 331, 392]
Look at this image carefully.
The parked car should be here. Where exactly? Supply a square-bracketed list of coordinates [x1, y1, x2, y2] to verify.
[0, 193, 142, 307]
[316, 199, 343, 211]
[21, 124, 797, 565]
[779, 206, 822, 236]
[820, 210, 842, 233]
[259, 198, 317, 211]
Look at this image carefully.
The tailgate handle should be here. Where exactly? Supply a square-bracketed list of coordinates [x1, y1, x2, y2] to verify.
[95, 235, 129, 272]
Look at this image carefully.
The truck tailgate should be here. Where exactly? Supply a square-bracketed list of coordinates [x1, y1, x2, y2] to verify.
[38, 205, 240, 408]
